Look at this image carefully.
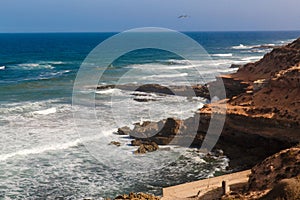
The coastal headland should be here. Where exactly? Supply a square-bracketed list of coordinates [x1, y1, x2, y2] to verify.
[103, 38, 300, 200]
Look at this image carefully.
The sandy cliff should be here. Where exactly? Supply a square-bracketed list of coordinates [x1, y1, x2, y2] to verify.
[196, 38, 300, 169]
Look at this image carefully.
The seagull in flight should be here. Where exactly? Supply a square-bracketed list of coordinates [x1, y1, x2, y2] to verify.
[178, 15, 189, 19]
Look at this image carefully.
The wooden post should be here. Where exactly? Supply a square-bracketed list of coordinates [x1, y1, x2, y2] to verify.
[222, 180, 230, 195]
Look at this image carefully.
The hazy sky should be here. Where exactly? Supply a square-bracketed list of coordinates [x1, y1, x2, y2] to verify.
[1, 0, 300, 32]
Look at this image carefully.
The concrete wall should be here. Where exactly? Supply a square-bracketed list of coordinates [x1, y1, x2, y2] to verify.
[162, 170, 251, 199]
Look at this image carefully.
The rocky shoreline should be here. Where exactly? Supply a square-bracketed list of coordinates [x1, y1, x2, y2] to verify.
[103, 38, 300, 199]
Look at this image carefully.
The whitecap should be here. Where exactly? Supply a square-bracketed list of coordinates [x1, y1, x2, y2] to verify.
[49, 61, 65, 65]
[17, 63, 54, 70]
[231, 44, 255, 50]
[164, 65, 196, 70]
[163, 59, 191, 65]
[144, 73, 188, 78]
[232, 43, 278, 50]
[212, 53, 233, 57]
[278, 38, 296, 44]
[95, 88, 122, 95]
[130, 63, 196, 70]
[32, 107, 57, 115]
[18, 63, 40, 67]
[241, 56, 263, 62]
[0, 139, 81, 161]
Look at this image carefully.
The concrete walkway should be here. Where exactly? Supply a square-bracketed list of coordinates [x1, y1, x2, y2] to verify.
[162, 170, 251, 199]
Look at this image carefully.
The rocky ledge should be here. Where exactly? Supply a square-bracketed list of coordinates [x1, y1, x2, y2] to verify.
[97, 83, 210, 100]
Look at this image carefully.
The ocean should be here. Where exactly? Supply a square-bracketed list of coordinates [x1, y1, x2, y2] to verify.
[0, 31, 299, 199]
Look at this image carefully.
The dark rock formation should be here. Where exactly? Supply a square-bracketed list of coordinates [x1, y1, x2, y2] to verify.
[133, 97, 157, 102]
[97, 83, 210, 99]
[131, 139, 159, 154]
[131, 139, 143, 146]
[134, 84, 174, 95]
[129, 121, 165, 139]
[208, 76, 249, 99]
[109, 141, 121, 147]
[133, 142, 159, 154]
[116, 126, 131, 135]
[230, 64, 243, 69]
[113, 192, 160, 200]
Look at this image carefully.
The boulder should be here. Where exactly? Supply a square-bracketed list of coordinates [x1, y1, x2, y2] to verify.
[131, 139, 143, 146]
[109, 141, 121, 147]
[117, 126, 131, 135]
[129, 118, 187, 145]
[134, 145, 147, 154]
[134, 142, 159, 154]
[130, 121, 163, 138]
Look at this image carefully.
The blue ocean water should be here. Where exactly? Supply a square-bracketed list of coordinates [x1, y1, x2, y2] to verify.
[0, 31, 299, 199]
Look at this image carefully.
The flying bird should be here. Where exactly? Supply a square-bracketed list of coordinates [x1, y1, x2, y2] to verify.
[178, 15, 189, 19]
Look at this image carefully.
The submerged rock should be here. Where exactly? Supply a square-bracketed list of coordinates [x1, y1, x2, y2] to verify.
[109, 141, 121, 147]
[133, 98, 157, 102]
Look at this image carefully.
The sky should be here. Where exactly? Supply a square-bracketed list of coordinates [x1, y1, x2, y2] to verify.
[0, 0, 300, 32]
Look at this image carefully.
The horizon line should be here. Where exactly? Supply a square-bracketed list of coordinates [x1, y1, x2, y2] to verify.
[1, 29, 300, 34]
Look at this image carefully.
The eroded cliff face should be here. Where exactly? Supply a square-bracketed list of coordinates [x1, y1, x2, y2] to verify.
[196, 38, 300, 169]
[230, 38, 300, 82]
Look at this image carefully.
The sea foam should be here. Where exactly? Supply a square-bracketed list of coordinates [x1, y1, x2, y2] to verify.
[212, 53, 233, 57]
[0, 139, 81, 161]
[33, 107, 57, 115]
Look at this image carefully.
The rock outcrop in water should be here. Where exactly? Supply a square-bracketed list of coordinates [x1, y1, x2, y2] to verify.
[132, 140, 159, 154]
[109, 141, 121, 147]
[97, 83, 210, 100]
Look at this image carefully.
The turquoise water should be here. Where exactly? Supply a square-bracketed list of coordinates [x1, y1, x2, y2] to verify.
[0, 31, 299, 199]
